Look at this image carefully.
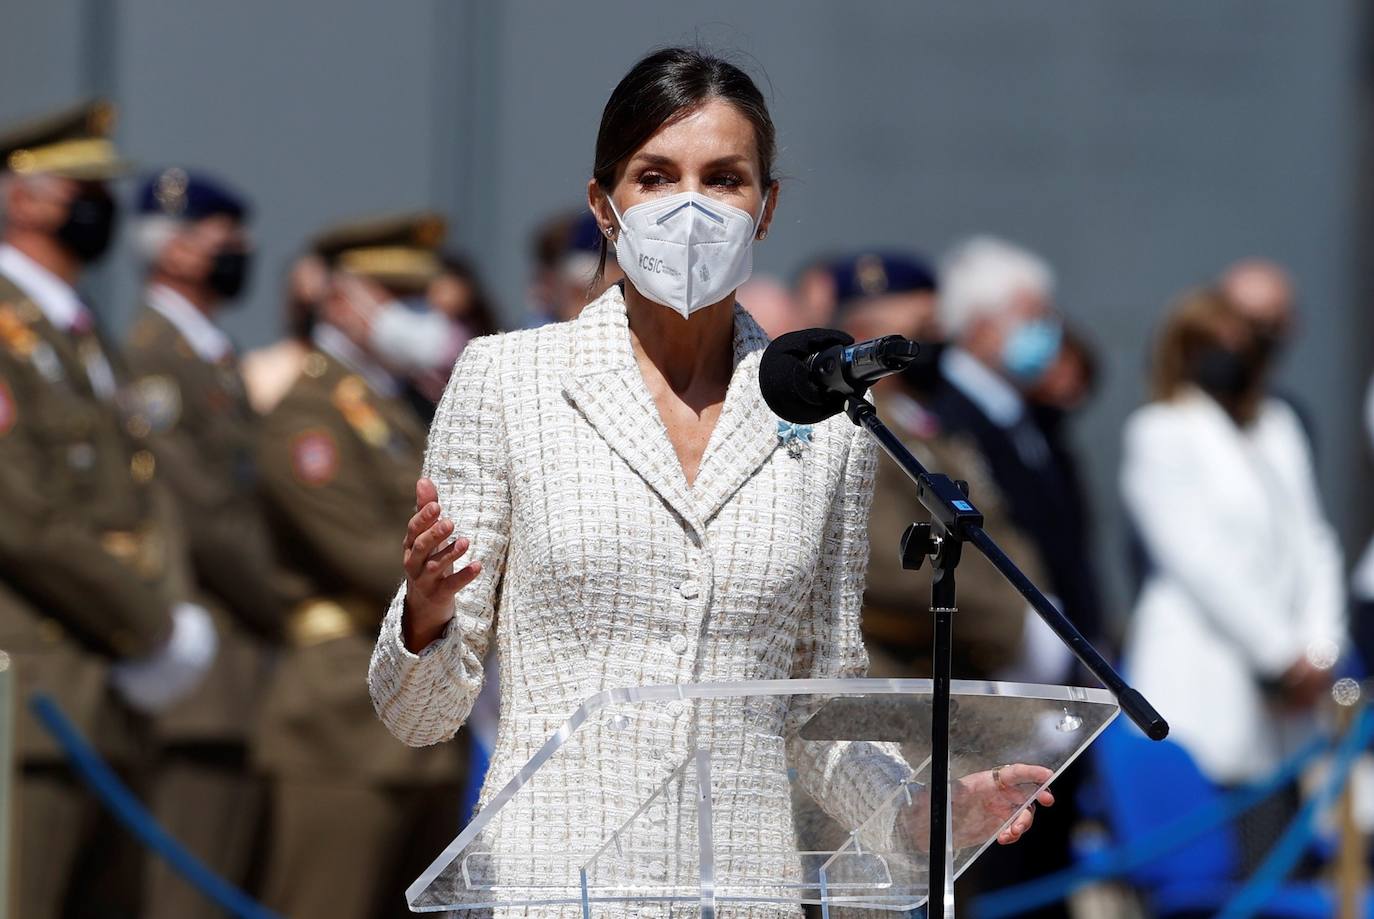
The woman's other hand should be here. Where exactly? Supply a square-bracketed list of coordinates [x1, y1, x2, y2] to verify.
[905, 763, 1055, 850]
[956, 763, 1055, 847]
[402, 477, 481, 653]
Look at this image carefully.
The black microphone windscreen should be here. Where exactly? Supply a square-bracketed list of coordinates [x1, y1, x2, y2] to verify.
[759, 328, 854, 424]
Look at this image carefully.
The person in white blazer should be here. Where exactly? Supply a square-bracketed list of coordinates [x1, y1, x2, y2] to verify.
[367, 48, 1051, 912]
[1122, 288, 1345, 788]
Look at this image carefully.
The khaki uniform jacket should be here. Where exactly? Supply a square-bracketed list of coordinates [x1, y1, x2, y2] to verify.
[0, 275, 189, 761]
[124, 302, 286, 744]
[861, 384, 1046, 678]
[254, 348, 463, 784]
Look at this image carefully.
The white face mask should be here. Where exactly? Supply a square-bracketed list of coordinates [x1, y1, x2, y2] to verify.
[369, 298, 455, 373]
[608, 190, 767, 319]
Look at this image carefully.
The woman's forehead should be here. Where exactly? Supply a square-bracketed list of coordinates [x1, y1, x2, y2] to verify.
[632, 100, 760, 168]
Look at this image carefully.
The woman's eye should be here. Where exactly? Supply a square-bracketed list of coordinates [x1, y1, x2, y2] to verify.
[709, 173, 744, 188]
[637, 172, 669, 187]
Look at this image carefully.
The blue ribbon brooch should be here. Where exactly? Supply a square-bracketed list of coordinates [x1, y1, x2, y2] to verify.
[776, 420, 814, 458]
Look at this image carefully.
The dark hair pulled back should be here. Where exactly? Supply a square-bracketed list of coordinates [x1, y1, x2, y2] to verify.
[592, 47, 776, 281]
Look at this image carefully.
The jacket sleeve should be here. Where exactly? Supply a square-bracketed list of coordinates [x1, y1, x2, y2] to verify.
[369, 338, 511, 746]
[125, 343, 284, 637]
[862, 437, 1033, 673]
[1121, 406, 1300, 677]
[1270, 402, 1346, 650]
[788, 425, 914, 837]
[257, 391, 407, 608]
[0, 360, 174, 658]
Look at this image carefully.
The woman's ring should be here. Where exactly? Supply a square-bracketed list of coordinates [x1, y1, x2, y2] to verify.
[993, 766, 1009, 791]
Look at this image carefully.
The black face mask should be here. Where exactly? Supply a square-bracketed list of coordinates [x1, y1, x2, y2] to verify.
[207, 249, 252, 301]
[900, 339, 946, 396]
[1249, 324, 1286, 366]
[56, 186, 118, 263]
[1191, 346, 1255, 399]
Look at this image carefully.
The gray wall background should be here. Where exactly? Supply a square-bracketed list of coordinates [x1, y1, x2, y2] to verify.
[3, 0, 1371, 630]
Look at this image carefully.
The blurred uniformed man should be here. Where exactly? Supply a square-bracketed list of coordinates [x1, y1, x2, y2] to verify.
[826, 252, 1048, 680]
[124, 168, 289, 918]
[255, 213, 467, 919]
[0, 101, 215, 919]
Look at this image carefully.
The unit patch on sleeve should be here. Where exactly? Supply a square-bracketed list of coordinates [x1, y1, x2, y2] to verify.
[290, 429, 340, 486]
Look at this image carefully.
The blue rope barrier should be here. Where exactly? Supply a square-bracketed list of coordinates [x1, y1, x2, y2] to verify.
[1215, 705, 1374, 919]
[973, 731, 1333, 919]
[28, 694, 282, 919]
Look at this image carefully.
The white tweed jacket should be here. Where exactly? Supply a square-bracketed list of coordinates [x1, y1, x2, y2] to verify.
[368, 286, 910, 907]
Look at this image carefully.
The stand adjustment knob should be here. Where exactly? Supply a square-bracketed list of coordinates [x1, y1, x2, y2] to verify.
[900, 522, 940, 571]
[954, 479, 970, 497]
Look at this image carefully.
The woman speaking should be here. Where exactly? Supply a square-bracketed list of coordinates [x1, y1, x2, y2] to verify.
[368, 47, 1048, 903]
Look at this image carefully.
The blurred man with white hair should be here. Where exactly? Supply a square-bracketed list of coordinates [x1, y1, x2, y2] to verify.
[932, 235, 1101, 649]
[124, 167, 288, 918]
[930, 236, 1103, 919]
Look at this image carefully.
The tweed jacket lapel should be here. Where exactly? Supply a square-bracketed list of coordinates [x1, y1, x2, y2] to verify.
[564, 289, 781, 532]
[564, 288, 702, 532]
[691, 305, 779, 523]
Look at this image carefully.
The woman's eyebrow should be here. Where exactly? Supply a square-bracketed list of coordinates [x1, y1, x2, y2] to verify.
[628, 153, 751, 170]
[628, 152, 677, 168]
[702, 154, 750, 169]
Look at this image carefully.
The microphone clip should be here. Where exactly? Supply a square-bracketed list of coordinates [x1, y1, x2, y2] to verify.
[807, 334, 921, 399]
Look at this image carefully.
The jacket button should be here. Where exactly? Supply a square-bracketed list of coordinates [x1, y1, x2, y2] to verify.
[678, 580, 699, 600]
[669, 634, 688, 655]
[665, 700, 685, 718]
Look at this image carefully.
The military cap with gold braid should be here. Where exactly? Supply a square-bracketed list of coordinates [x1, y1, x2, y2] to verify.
[0, 99, 132, 180]
[311, 211, 446, 290]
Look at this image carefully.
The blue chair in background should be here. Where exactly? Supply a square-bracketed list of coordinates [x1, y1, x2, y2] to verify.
[1094, 720, 1366, 917]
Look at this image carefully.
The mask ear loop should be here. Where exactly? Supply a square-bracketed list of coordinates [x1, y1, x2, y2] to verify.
[755, 186, 772, 240]
[603, 194, 626, 241]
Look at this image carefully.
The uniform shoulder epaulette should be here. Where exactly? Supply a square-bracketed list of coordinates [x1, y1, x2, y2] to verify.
[331, 374, 390, 447]
[0, 301, 39, 358]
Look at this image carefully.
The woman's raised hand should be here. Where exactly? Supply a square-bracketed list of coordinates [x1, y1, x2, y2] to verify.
[402, 477, 482, 653]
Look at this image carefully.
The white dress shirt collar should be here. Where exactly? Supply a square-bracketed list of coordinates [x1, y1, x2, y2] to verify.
[312, 322, 399, 397]
[146, 283, 233, 363]
[940, 345, 1025, 429]
[0, 243, 88, 331]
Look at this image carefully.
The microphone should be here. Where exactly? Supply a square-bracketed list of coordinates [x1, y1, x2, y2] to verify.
[759, 328, 922, 424]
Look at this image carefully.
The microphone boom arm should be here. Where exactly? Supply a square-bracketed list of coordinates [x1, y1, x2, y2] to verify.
[840, 393, 1168, 919]
[843, 395, 1168, 737]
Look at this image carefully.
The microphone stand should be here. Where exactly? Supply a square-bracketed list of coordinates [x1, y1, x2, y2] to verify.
[841, 395, 1168, 919]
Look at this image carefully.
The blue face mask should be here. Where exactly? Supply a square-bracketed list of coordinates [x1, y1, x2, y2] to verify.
[1002, 318, 1062, 382]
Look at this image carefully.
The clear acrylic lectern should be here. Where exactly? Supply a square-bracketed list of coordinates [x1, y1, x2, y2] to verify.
[407, 678, 1118, 916]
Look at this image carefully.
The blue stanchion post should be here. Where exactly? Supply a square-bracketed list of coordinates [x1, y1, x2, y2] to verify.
[1216, 706, 1374, 919]
[28, 694, 281, 919]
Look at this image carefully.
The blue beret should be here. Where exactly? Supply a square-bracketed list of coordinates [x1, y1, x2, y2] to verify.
[831, 252, 937, 306]
[136, 167, 250, 222]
